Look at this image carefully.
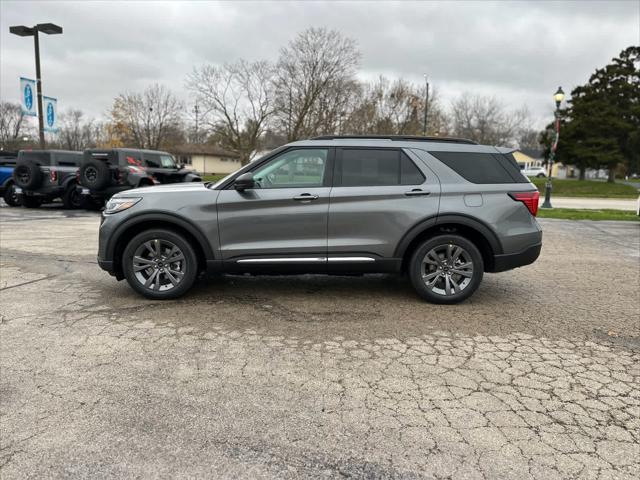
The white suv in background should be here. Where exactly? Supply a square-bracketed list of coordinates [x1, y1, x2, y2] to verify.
[521, 165, 547, 178]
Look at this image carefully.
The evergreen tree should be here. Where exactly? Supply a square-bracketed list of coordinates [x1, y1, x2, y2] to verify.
[549, 46, 639, 182]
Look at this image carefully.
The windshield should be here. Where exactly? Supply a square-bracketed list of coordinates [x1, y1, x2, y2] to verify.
[160, 155, 177, 168]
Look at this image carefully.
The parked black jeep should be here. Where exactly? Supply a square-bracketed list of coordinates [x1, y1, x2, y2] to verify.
[79, 148, 202, 203]
[13, 150, 84, 208]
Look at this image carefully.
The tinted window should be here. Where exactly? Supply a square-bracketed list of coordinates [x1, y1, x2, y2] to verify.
[19, 151, 50, 165]
[429, 151, 522, 184]
[338, 149, 424, 187]
[144, 153, 162, 168]
[500, 153, 529, 183]
[121, 151, 143, 167]
[400, 153, 426, 185]
[252, 149, 328, 188]
[54, 153, 82, 167]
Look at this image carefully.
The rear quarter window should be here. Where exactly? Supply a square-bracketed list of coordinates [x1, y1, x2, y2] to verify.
[54, 153, 82, 167]
[19, 151, 51, 165]
[429, 151, 527, 184]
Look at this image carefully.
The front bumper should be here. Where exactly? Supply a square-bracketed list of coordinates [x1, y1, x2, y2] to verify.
[490, 243, 542, 272]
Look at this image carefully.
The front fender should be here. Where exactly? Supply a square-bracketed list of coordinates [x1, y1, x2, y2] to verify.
[103, 211, 216, 263]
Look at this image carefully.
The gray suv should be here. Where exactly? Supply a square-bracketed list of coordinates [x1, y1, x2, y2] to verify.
[97, 136, 542, 303]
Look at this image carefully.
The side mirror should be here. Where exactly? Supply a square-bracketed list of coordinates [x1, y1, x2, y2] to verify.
[234, 172, 255, 191]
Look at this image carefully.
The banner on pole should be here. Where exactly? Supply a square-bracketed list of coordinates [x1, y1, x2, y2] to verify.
[20, 77, 37, 117]
[43, 96, 58, 132]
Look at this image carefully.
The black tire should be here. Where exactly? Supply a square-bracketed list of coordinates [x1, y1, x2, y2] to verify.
[536, 173, 545, 178]
[3, 182, 21, 207]
[13, 160, 42, 189]
[83, 196, 105, 211]
[62, 183, 84, 209]
[122, 229, 198, 300]
[21, 195, 43, 209]
[408, 234, 484, 304]
[80, 160, 111, 190]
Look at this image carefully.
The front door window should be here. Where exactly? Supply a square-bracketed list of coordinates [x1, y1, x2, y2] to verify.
[252, 149, 328, 189]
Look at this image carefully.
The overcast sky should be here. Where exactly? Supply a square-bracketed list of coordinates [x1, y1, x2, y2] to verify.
[1, 0, 638, 130]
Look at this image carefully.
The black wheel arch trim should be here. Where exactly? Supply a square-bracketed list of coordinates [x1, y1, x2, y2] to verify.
[105, 212, 215, 263]
[394, 213, 504, 258]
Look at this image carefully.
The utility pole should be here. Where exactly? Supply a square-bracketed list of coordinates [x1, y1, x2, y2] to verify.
[423, 74, 429, 137]
[194, 103, 199, 143]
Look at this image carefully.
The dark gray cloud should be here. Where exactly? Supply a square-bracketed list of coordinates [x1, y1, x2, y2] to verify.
[1, 0, 638, 128]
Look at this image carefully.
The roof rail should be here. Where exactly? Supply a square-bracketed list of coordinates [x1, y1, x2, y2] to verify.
[310, 135, 478, 145]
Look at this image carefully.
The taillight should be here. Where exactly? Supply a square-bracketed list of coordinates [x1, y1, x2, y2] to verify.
[50, 169, 57, 183]
[509, 191, 539, 216]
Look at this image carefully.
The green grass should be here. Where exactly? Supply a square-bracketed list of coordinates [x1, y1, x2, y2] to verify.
[537, 208, 639, 221]
[202, 174, 227, 183]
[530, 178, 638, 198]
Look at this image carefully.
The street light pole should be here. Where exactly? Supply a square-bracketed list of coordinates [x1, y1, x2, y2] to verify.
[10, 23, 63, 150]
[423, 74, 429, 136]
[33, 29, 45, 149]
[541, 86, 565, 209]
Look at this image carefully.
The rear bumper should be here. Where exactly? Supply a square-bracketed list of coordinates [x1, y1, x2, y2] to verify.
[490, 242, 542, 273]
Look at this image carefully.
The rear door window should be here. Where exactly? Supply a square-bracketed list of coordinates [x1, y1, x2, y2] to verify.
[337, 149, 425, 187]
[429, 151, 525, 184]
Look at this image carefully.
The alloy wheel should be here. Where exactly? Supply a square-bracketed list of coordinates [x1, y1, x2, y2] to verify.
[132, 238, 186, 291]
[421, 243, 474, 296]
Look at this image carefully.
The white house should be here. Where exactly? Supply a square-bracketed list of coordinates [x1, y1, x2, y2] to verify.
[171, 144, 241, 175]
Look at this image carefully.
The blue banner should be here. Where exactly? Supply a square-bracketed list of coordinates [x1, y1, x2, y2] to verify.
[20, 77, 37, 117]
[43, 96, 58, 132]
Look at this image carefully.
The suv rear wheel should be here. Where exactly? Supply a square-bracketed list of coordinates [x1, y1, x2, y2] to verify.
[3, 182, 21, 207]
[122, 229, 198, 299]
[62, 183, 83, 209]
[409, 234, 484, 304]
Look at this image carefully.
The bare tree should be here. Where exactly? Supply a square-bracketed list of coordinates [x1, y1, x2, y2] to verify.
[274, 27, 361, 140]
[109, 84, 184, 150]
[0, 101, 32, 150]
[55, 109, 106, 150]
[187, 60, 274, 165]
[450, 93, 529, 146]
[518, 128, 543, 151]
[343, 76, 448, 136]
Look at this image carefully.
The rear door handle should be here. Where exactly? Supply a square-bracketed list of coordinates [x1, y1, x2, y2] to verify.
[293, 193, 319, 201]
[404, 189, 430, 196]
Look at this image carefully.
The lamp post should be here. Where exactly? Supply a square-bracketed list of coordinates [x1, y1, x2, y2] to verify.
[423, 74, 429, 136]
[541, 86, 565, 209]
[9, 23, 63, 149]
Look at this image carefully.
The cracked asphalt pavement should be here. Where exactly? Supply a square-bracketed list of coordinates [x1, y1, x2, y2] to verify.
[1, 205, 639, 479]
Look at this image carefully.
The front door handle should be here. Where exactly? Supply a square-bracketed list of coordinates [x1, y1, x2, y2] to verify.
[293, 193, 319, 201]
[404, 189, 431, 196]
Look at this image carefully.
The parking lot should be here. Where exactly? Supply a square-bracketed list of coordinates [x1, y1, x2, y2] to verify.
[1, 204, 639, 479]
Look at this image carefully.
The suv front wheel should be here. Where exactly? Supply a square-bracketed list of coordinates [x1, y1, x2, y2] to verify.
[122, 229, 198, 299]
[409, 234, 484, 304]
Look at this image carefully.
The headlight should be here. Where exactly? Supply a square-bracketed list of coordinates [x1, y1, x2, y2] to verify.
[104, 197, 141, 214]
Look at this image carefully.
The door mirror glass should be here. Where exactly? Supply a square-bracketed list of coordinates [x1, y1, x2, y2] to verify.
[234, 172, 255, 191]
